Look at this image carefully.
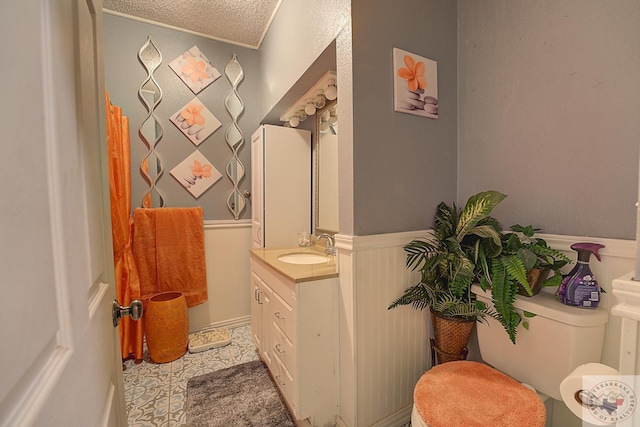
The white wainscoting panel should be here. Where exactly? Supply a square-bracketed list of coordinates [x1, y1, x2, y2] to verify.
[336, 231, 430, 427]
[187, 220, 252, 332]
[336, 230, 637, 427]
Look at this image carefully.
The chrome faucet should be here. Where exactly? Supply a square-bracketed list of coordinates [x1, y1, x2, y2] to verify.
[316, 233, 336, 256]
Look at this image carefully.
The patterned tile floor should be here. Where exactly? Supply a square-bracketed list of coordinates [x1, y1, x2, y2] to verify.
[123, 325, 258, 427]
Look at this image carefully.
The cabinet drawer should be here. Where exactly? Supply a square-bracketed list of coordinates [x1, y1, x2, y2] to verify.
[271, 322, 296, 377]
[272, 350, 298, 418]
[250, 258, 296, 307]
[271, 290, 295, 342]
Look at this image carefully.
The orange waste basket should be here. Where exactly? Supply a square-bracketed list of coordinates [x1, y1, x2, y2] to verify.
[144, 291, 188, 363]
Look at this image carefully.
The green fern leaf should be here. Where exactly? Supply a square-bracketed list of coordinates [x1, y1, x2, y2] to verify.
[490, 259, 521, 343]
[388, 283, 432, 310]
[403, 237, 438, 270]
[503, 254, 529, 288]
[434, 202, 457, 240]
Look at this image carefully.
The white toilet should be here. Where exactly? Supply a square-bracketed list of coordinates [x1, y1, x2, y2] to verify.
[411, 284, 609, 427]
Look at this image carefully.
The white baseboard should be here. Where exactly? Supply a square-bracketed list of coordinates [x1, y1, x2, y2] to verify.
[191, 315, 251, 333]
[368, 405, 412, 427]
[335, 405, 412, 427]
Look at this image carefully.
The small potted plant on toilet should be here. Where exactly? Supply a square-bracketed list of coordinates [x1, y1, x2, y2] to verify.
[504, 224, 571, 296]
[388, 190, 506, 364]
[478, 224, 571, 343]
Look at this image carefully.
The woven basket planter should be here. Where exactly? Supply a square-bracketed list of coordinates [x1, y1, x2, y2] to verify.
[430, 309, 475, 365]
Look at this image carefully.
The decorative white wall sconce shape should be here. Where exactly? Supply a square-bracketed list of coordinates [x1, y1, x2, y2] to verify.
[138, 35, 165, 207]
[223, 54, 246, 220]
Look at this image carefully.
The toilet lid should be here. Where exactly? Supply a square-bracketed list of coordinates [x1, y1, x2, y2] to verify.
[414, 361, 546, 427]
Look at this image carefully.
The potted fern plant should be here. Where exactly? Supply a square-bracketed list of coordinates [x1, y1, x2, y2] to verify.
[388, 190, 506, 363]
[479, 224, 571, 344]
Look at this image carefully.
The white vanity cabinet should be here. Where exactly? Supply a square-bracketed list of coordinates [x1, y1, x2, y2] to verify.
[250, 270, 273, 368]
[251, 125, 311, 248]
[249, 254, 337, 426]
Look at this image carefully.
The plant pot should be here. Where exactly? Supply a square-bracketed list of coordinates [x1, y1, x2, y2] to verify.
[430, 309, 475, 365]
[144, 291, 189, 363]
[517, 267, 550, 297]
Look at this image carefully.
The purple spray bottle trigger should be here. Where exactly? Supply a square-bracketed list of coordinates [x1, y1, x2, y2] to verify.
[570, 242, 605, 262]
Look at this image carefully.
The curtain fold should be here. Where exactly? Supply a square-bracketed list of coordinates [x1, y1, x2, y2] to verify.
[106, 90, 144, 361]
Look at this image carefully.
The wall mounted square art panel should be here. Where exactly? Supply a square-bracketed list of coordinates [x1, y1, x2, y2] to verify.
[393, 47, 438, 119]
[170, 98, 221, 146]
[170, 150, 222, 199]
[169, 46, 221, 94]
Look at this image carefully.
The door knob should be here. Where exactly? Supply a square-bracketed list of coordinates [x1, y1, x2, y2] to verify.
[112, 299, 143, 327]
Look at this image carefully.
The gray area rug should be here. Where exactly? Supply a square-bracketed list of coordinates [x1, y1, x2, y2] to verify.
[186, 360, 296, 426]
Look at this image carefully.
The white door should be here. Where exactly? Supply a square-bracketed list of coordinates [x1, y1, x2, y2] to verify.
[0, 1, 127, 426]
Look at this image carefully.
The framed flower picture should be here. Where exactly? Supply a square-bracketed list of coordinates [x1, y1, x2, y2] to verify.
[393, 47, 438, 119]
[170, 98, 221, 146]
[169, 46, 221, 94]
[170, 150, 222, 199]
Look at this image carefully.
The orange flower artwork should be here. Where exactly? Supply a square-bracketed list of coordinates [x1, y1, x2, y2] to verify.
[171, 151, 222, 198]
[169, 46, 221, 95]
[170, 98, 221, 146]
[180, 102, 205, 126]
[181, 56, 209, 84]
[393, 48, 439, 119]
[190, 160, 212, 179]
[397, 55, 427, 92]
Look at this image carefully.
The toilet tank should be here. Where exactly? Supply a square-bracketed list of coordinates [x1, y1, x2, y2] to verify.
[471, 284, 608, 401]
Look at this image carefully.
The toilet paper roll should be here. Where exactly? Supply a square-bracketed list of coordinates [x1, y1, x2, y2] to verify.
[560, 363, 639, 425]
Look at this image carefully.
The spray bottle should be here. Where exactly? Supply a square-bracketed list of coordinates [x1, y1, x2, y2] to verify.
[558, 242, 605, 308]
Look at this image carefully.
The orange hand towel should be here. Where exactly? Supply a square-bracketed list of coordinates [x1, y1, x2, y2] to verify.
[133, 207, 208, 307]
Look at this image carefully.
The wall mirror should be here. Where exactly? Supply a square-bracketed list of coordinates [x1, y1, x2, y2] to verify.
[139, 88, 163, 207]
[138, 36, 165, 207]
[224, 54, 246, 219]
[314, 100, 339, 233]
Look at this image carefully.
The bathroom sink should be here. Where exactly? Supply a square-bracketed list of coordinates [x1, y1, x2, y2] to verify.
[278, 253, 331, 265]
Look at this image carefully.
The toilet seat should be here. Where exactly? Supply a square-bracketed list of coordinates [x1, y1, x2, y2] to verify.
[413, 361, 546, 427]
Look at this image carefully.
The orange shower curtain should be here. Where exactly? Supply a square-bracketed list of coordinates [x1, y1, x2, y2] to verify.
[106, 90, 144, 361]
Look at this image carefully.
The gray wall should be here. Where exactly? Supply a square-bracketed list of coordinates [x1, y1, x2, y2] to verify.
[351, 0, 459, 235]
[458, 0, 640, 239]
[103, 14, 260, 220]
[258, 0, 350, 121]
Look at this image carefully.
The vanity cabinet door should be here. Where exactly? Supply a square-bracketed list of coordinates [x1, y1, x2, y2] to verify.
[250, 272, 263, 349]
[250, 130, 264, 248]
[250, 271, 273, 367]
[250, 125, 311, 248]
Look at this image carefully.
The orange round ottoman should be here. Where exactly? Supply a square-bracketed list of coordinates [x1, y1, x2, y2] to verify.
[413, 361, 546, 427]
[144, 291, 189, 363]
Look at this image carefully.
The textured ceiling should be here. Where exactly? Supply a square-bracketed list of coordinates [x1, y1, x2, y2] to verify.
[103, 0, 282, 49]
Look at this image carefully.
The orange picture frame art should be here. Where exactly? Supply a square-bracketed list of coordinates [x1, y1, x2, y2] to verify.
[393, 47, 439, 119]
